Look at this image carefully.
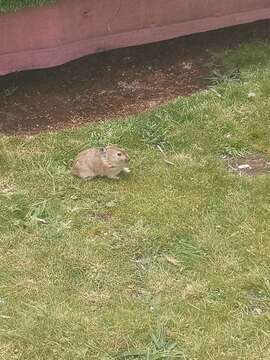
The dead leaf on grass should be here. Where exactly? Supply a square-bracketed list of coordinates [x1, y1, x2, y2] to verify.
[164, 255, 183, 270]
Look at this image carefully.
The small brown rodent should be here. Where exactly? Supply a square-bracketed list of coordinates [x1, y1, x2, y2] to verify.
[72, 145, 130, 180]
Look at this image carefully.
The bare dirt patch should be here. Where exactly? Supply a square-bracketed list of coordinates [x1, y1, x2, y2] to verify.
[226, 154, 270, 176]
[0, 20, 269, 135]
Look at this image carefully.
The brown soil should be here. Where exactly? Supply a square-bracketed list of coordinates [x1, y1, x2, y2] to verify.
[0, 20, 270, 135]
[226, 154, 270, 176]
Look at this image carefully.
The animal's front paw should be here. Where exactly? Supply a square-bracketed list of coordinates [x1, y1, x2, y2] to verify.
[123, 167, 131, 173]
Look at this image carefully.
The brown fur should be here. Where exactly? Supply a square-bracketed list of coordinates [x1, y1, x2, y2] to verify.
[72, 145, 130, 180]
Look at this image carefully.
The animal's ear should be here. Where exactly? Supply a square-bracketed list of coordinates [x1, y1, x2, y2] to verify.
[106, 161, 114, 168]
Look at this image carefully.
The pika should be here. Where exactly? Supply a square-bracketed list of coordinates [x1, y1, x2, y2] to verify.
[72, 145, 130, 180]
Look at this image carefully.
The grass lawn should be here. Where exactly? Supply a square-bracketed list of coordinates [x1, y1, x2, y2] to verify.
[0, 0, 55, 12]
[0, 41, 270, 359]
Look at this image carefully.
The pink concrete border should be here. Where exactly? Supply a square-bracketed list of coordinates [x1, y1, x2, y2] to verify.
[1, 0, 270, 75]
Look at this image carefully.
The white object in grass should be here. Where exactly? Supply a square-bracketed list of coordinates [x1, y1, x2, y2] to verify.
[238, 164, 251, 170]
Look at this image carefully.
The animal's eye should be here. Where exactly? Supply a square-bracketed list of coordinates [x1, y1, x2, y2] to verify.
[117, 153, 122, 156]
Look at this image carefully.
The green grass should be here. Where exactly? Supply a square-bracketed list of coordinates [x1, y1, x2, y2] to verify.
[0, 40, 270, 360]
[0, 0, 55, 12]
